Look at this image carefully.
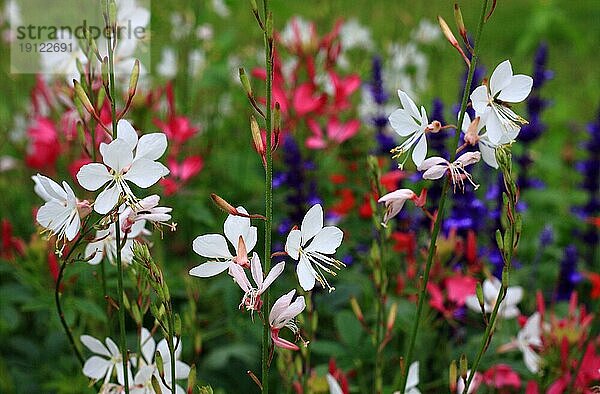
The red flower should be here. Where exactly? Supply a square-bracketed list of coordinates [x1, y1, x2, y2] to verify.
[483, 364, 521, 390]
[330, 188, 355, 216]
[1, 219, 25, 260]
[25, 117, 60, 170]
[587, 272, 600, 299]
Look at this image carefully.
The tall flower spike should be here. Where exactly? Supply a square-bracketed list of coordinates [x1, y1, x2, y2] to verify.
[269, 290, 306, 351]
[189, 206, 258, 278]
[470, 60, 533, 144]
[77, 119, 169, 214]
[285, 204, 345, 292]
[417, 152, 482, 192]
[388, 90, 439, 168]
[230, 252, 285, 313]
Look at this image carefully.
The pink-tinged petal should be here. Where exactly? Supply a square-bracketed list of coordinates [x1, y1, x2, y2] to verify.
[261, 261, 285, 293]
[485, 109, 504, 145]
[411, 134, 428, 167]
[124, 158, 169, 188]
[278, 295, 306, 323]
[77, 163, 111, 191]
[306, 136, 327, 149]
[285, 229, 302, 260]
[116, 119, 138, 151]
[327, 374, 344, 394]
[417, 156, 448, 171]
[389, 109, 419, 136]
[82, 356, 110, 380]
[100, 139, 133, 172]
[305, 226, 343, 254]
[81, 335, 111, 357]
[398, 90, 420, 120]
[192, 234, 232, 259]
[271, 330, 299, 350]
[378, 189, 415, 203]
[94, 185, 120, 214]
[456, 152, 481, 167]
[301, 204, 323, 245]
[250, 252, 263, 288]
[297, 256, 316, 291]
[497, 74, 533, 103]
[189, 261, 230, 278]
[269, 290, 296, 326]
[229, 264, 251, 292]
[490, 60, 513, 97]
[135, 133, 167, 161]
[422, 164, 448, 180]
[470, 85, 490, 114]
[223, 207, 251, 251]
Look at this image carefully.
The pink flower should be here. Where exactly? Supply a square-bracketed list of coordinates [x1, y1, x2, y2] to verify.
[306, 116, 360, 149]
[25, 117, 60, 170]
[377, 188, 420, 226]
[329, 71, 360, 111]
[269, 290, 306, 350]
[161, 156, 204, 196]
[483, 364, 521, 390]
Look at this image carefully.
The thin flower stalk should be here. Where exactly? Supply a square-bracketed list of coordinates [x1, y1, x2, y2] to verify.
[397, 0, 490, 392]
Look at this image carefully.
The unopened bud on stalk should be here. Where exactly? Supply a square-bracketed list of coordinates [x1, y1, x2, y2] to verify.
[210, 193, 238, 215]
[155, 351, 164, 376]
[174, 313, 182, 336]
[128, 59, 140, 97]
[249, 0, 258, 13]
[239, 67, 252, 96]
[464, 116, 481, 145]
[101, 56, 109, 87]
[502, 266, 509, 288]
[75, 59, 86, 83]
[273, 102, 281, 150]
[495, 229, 503, 251]
[350, 297, 364, 322]
[449, 360, 458, 393]
[187, 364, 197, 394]
[438, 15, 471, 66]
[386, 302, 398, 332]
[454, 4, 466, 38]
[108, 0, 117, 28]
[476, 282, 485, 309]
[459, 354, 468, 379]
[266, 12, 273, 40]
[250, 116, 265, 155]
[74, 81, 95, 115]
[151, 376, 163, 394]
[428, 120, 442, 133]
[97, 86, 106, 109]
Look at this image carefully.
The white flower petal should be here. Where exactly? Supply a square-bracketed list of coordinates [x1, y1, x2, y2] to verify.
[64, 212, 81, 241]
[250, 253, 263, 288]
[192, 234, 232, 259]
[490, 60, 513, 97]
[497, 74, 533, 103]
[305, 226, 343, 254]
[81, 335, 111, 357]
[189, 261, 230, 278]
[140, 327, 156, 365]
[470, 85, 490, 115]
[116, 119, 139, 151]
[411, 134, 427, 167]
[389, 109, 419, 136]
[36, 200, 70, 229]
[278, 295, 306, 323]
[94, 185, 121, 214]
[223, 207, 251, 251]
[245, 226, 258, 253]
[422, 164, 448, 180]
[124, 158, 169, 188]
[326, 374, 343, 394]
[77, 163, 111, 191]
[484, 109, 504, 145]
[398, 90, 421, 120]
[523, 346, 540, 373]
[135, 133, 167, 162]
[479, 138, 499, 169]
[505, 286, 523, 305]
[230, 264, 251, 292]
[35, 174, 67, 201]
[285, 229, 302, 260]
[269, 289, 296, 326]
[297, 255, 316, 291]
[301, 204, 323, 245]
[406, 361, 420, 390]
[261, 261, 285, 293]
[100, 139, 134, 172]
[83, 356, 110, 380]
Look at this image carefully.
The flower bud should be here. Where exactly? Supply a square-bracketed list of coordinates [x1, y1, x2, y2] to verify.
[174, 313, 182, 336]
[438, 16, 458, 46]
[128, 59, 140, 98]
[459, 354, 468, 379]
[454, 4, 466, 38]
[502, 266, 509, 288]
[73, 81, 95, 116]
[386, 302, 398, 332]
[350, 297, 364, 323]
[239, 67, 252, 96]
[210, 193, 238, 215]
[187, 364, 197, 394]
[476, 282, 485, 310]
[250, 116, 265, 156]
[428, 120, 442, 133]
[151, 376, 163, 394]
[464, 116, 481, 145]
[108, 0, 117, 28]
[495, 229, 503, 251]
[155, 351, 164, 376]
[449, 360, 458, 393]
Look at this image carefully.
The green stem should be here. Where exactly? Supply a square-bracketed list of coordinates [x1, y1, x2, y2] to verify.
[398, 2, 489, 391]
[114, 221, 130, 393]
[303, 294, 313, 393]
[168, 305, 176, 394]
[261, 0, 273, 392]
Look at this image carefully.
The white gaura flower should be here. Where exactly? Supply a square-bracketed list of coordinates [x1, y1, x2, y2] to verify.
[470, 60, 533, 144]
[121, 194, 173, 234]
[378, 188, 418, 227]
[498, 312, 548, 373]
[81, 334, 131, 385]
[392, 362, 421, 394]
[456, 370, 483, 394]
[389, 90, 440, 168]
[465, 277, 523, 319]
[230, 252, 285, 312]
[84, 211, 146, 266]
[32, 174, 91, 250]
[269, 290, 306, 351]
[285, 204, 345, 292]
[77, 120, 169, 215]
[136, 328, 190, 394]
[189, 207, 257, 278]
[417, 152, 481, 192]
